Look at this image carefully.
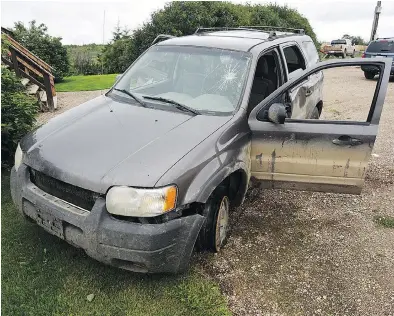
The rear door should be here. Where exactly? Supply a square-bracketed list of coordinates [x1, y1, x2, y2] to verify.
[280, 43, 322, 119]
[248, 58, 391, 194]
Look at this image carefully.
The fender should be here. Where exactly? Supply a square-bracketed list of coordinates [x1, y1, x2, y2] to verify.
[191, 144, 251, 204]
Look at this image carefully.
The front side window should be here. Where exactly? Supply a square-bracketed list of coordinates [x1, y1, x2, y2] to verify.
[111, 46, 251, 114]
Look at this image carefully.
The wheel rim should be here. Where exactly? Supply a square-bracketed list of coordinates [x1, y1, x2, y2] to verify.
[215, 196, 230, 251]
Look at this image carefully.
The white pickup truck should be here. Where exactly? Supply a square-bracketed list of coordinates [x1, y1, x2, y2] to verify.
[324, 39, 356, 58]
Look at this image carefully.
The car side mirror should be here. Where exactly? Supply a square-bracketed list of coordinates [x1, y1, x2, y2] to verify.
[268, 103, 287, 124]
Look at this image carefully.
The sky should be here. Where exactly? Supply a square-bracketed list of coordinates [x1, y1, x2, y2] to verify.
[1, 0, 394, 45]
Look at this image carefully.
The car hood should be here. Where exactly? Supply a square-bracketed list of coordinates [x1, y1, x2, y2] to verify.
[21, 95, 230, 193]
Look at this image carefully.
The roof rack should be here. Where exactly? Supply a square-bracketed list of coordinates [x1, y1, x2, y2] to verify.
[194, 26, 304, 35]
[151, 34, 175, 46]
[239, 26, 305, 34]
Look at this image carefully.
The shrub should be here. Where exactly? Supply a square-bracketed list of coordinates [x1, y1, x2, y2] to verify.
[12, 20, 70, 82]
[1, 66, 38, 167]
[102, 1, 318, 73]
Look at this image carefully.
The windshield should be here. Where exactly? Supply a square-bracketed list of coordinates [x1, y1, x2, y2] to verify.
[331, 40, 347, 45]
[111, 46, 251, 114]
[366, 40, 394, 53]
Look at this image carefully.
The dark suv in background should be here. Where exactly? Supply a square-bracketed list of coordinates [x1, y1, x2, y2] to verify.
[362, 37, 394, 79]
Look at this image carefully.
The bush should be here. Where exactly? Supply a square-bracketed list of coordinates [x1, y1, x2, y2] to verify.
[1, 66, 38, 166]
[12, 20, 70, 82]
[102, 1, 317, 73]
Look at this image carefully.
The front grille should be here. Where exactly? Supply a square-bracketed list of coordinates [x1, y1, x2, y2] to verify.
[30, 169, 98, 210]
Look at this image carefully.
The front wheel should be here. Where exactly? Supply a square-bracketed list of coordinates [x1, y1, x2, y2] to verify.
[351, 50, 356, 57]
[197, 187, 230, 252]
[364, 71, 375, 80]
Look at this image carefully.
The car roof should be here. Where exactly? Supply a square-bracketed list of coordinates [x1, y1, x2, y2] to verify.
[156, 30, 306, 52]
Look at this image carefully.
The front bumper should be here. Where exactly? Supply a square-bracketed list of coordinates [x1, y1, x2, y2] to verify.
[10, 165, 204, 273]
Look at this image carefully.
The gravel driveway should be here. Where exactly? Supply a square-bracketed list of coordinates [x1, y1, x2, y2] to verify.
[37, 90, 107, 125]
[40, 69, 393, 316]
[197, 68, 394, 316]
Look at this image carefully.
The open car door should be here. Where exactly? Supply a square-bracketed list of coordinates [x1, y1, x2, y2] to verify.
[248, 58, 391, 194]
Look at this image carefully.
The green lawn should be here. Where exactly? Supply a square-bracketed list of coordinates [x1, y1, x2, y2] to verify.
[1, 172, 230, 316]
[55, 74, 118, 92]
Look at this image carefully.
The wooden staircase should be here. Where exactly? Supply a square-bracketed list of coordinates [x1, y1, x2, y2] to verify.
[1, 27, 57, 111]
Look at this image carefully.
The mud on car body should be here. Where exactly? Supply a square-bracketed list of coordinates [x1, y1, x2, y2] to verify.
[11, 26, 392, 273]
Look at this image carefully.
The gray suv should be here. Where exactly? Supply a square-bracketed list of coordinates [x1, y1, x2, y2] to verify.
[10, 27, 392, 273]
[362, 37, 394, 79]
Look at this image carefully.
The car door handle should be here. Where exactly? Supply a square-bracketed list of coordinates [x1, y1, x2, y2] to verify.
[332, 135, 363, 146]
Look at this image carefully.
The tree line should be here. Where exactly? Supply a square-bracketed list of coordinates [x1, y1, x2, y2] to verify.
[5, 1, 370, 80]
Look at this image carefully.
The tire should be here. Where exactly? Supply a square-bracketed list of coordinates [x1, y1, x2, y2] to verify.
[351, 50, 355, 58]
[196, 186, 230, 252]
[311, 106, 320, 119]
[364, 71, 375, 80]
[342, 50, 346, 58]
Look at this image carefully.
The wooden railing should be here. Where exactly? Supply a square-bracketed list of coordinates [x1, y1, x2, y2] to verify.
[1, 30, 57, 111]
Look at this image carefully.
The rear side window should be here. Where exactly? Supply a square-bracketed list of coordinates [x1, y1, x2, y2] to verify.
[366, 40, 394, 53]
[283, 45, 306, 74]
[301, 41, 319, 65]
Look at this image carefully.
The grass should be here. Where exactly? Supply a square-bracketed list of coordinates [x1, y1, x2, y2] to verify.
[55, 74, 118, 92]
[1, 172, 230, 316]
[374, 215, 394, 228]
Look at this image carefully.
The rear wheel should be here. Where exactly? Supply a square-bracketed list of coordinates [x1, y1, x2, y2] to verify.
[342, 50, 347, 58]
[364, 71, 375, 80]
[197, 186, 230, 252]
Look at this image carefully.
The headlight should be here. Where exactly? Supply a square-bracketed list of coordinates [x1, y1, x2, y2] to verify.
[14, 143, 23, 171]
[106, 185, 177, 217]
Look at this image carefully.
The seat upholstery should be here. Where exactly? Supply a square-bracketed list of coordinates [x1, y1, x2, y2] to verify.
[249, 56, 276, 109]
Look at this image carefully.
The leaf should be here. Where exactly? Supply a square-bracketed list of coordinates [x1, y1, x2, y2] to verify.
[86, 294, 95, 302]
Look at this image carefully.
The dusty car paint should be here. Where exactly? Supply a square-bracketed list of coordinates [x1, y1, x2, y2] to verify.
[249, 59, 391, 194]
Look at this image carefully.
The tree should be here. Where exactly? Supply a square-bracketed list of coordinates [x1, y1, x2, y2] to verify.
[101, 26, 134, 74]
[102, 2, 317, 74]
[342, 34, 367, 45]
[12, 20, 70, 81]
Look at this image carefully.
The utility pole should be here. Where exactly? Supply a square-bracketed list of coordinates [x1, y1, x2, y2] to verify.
[101, 10, 106, 75]
[370, 1, 382, 42]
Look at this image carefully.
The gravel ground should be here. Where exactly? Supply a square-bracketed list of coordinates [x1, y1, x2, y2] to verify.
[40, 69, 393, 316]
[37, 90, 107, 125]
[196, 67, 394, 316]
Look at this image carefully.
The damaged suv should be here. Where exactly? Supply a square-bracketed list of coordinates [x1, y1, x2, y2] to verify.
[11, 27, 392, 273]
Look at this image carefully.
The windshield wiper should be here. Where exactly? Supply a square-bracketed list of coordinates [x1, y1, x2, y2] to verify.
[113, 88, 147, 107]
[142, 96, 201, 115]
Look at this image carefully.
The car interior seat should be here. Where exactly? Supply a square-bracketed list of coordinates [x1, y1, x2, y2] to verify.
[248, 56, 277, 110]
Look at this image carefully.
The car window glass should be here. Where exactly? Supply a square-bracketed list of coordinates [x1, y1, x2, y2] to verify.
[113, 46, 251, 114]
[331, 40, 347, 45]
[366, 40, 394, 53]
[301, 41, 319, 65]
[277, 65, 380, 122]
[283, 45, 306, 75]
[128, 51, 177, 89]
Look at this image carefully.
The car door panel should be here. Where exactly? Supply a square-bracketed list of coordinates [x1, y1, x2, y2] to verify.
[248, 58, 391, 194]
[249, 121, 376, 193]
